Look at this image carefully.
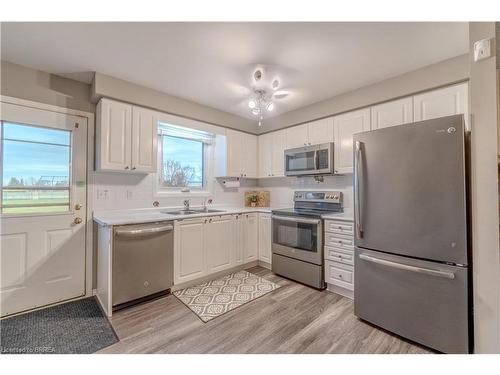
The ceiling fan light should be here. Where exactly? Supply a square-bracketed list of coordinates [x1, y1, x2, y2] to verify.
[252, 108, 260, 115]
[266, 102, 275, 112]
[272, 79, 280, 90]
[248, 99, 256, 109]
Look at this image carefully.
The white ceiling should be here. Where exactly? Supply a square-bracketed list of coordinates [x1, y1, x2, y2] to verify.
[1, 22, 469, 119]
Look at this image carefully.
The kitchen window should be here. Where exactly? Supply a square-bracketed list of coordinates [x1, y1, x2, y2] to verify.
[1, 121, 71, 214]
[157, 123, 214, 194]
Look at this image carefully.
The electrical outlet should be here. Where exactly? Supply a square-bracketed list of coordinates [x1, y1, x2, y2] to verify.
[126, 190, 133, 200]
[473, 38, 492, 62]
[96, 189, 109, 200]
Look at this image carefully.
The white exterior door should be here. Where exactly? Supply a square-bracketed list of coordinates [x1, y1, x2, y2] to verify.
[0, 102, 87, 317]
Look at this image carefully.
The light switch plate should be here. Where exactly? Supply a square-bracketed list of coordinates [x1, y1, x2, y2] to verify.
[473, 38, 492, 62]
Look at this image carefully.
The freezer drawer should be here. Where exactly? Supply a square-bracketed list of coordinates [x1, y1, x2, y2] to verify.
[354, 248, 470, 353]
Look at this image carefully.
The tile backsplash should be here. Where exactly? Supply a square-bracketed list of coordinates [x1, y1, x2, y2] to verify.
[92, 172, 353, 211]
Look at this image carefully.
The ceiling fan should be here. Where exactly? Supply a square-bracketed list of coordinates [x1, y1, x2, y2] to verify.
[245, 66, 290, 127]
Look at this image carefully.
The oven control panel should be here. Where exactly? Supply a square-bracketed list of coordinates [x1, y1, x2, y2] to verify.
[294, 191, 342, 203]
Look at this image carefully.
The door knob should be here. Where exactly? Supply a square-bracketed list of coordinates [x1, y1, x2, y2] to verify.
[75, 203, 82, 210]
[74, 217, 83, 225]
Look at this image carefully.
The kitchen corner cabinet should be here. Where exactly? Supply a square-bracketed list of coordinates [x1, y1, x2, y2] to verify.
[221, 129, 258, 178]
[371, 97, 413, 130]
[333, 108, 371, 174]
[258, 213, 272, 264]
[413, 82, 469, 128]
[96, 98, 158, 173]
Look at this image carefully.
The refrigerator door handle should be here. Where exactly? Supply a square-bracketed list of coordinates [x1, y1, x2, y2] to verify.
[359, 254, 456, 279]
[354, 141, 363, 238]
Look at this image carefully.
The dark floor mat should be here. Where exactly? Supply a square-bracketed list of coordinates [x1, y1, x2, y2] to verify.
[0, 297, 118, 354]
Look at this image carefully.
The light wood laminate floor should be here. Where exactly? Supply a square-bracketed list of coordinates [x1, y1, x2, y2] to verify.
[99, 266, 432, 354]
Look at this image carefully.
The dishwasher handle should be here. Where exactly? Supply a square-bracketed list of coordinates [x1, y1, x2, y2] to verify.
[115, 224, 174, 237]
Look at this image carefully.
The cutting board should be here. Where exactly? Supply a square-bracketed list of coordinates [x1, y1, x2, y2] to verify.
[244, 190, 270, 207]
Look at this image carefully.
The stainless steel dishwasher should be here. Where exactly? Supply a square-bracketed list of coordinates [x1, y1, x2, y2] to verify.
[112, 221, 174, 310]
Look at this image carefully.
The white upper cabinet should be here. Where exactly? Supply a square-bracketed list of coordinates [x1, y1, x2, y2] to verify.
[224, 129, 258, 178]
[258, 129, 286, 178]
[333, 108, 371, 174]
[286, 123, 309, 148]
[258, 132, 273, 178]
[96, 98, 158, 173]
[131, 106, 158, 172]
[413, 82, 469, 128]
[371, 97, 413, 130]
[307, 117, 334, 145]
[96, 98, 132, 171]
[271, 129, 287, 177]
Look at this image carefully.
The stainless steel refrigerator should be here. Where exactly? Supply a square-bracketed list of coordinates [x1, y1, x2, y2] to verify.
[353, 114, 472, 354]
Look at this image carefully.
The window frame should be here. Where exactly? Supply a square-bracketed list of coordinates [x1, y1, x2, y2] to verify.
[0, 120, 73, 215]
[154, 126, 214, 198]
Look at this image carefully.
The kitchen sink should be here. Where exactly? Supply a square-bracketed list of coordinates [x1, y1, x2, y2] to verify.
[161, 208, 225, 215]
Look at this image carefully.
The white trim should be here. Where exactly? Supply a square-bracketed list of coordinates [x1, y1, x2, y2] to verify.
[1, 95, 96, 300]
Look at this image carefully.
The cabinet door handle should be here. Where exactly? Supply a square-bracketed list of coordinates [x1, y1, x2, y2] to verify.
[124, 166, 130, 170]
[132, 166, 136, 170]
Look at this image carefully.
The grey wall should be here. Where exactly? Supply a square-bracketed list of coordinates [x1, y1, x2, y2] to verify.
[259, 54, 470, 134]
[92, 72, 256, 133]
[468, 22, 500, 354]
[0, 60, 95, 113]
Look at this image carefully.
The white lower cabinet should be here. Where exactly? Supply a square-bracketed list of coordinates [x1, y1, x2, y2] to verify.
[241, 213, 259, 263]
[205, 215, 234, 274]
[173, 212, 270, 285]
[324, 219, 355, 299]
[174, 218, 206, 284]
[258, 213, 272, 264]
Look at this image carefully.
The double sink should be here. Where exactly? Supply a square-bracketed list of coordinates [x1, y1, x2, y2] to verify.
[161, 208, 225, 215]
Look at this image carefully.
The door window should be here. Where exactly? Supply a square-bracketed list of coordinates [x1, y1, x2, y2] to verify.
[1, 122, 71, 214]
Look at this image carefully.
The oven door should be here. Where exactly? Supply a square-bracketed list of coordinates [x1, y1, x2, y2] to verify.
[271, 215, 323, 265]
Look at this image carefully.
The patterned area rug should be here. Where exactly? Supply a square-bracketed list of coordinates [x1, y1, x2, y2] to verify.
[174, 270, 280, 322]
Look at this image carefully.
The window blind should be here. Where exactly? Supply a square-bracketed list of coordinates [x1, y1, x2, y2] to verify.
[158, 123, 215, 144]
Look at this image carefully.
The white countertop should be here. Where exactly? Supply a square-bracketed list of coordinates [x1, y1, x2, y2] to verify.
[93, 205, 354, 226]
[93, 206, 273, 226]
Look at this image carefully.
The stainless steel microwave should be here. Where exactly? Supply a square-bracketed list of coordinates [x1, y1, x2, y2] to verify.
[284, 142, 334, 176]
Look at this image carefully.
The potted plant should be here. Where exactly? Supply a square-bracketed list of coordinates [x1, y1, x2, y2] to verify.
[246, 193, 259, 207]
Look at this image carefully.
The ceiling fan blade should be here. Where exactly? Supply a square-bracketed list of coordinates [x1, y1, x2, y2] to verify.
[273, 91, 289, 100]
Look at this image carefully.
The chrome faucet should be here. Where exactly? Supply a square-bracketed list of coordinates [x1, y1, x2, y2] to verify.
[183, 199, 190, 211]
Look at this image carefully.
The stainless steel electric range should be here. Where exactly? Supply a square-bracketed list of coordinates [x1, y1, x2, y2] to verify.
[271, 190, 343, 289]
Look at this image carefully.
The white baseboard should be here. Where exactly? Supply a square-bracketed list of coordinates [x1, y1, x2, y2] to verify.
[258, 260, 271, 270]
